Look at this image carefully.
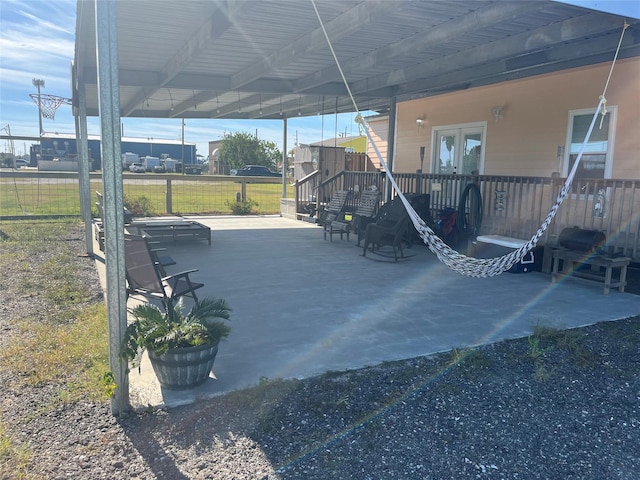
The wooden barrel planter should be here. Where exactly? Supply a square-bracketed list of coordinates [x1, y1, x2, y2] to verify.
[148, 343, 219, 390]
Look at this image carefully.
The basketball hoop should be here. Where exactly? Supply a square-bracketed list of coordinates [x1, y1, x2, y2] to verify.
[29, 94, 71, 120]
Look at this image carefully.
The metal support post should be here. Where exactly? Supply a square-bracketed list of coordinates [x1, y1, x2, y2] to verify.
[96, 0, 129, 415]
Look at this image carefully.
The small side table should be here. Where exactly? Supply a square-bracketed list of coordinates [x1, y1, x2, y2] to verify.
[551, 248, 631, 294]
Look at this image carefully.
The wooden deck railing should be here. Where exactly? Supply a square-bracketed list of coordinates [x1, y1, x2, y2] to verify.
[294, 171, 640, 261]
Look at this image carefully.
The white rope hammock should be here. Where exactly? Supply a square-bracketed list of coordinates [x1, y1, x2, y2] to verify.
[311, 0, 629, 277]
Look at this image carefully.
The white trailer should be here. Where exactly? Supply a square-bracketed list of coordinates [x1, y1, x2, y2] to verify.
[142, 156, 160, 172]
[163, 158, 179, 172]
[122, 152, 139, 169]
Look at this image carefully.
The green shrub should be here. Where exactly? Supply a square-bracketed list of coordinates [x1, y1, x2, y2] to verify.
[124, 195, 155, 216]
[226, 198, 258, 215]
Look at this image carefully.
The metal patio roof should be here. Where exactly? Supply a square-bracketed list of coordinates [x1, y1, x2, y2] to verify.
[73, 0, 639, 120]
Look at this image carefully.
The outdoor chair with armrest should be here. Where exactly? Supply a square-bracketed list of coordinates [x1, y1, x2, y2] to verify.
[124, 233, 203, 306]
[95, 191, 133, 223]
[136, 234, 176, 277]
[319, 190, 350, 240]
[95, 191, 134, 250]
[361, 197, 411, 261]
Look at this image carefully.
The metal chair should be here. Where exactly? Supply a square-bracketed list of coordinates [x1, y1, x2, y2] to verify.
[124, 233, 203, 306]
[319, 190, 350, 240]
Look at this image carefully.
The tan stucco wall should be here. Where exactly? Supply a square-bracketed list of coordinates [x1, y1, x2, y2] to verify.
[393, 57, 639, 178]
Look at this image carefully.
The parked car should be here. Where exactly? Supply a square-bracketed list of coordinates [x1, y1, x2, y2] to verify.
[183, 164, 202, 175]
[230, 165, 281, 177]
[129, 162, 145, 173]
[13, 159, 30, 168]
[153, 164, 167, 173]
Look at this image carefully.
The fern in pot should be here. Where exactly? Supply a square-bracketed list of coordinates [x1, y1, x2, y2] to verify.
[122, 297, 231, 390]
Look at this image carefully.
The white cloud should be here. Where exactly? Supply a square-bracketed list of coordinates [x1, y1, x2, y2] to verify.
[0, 32, 74, 65]
[17, 9, 75, 36]
[0, 66, 71, 95]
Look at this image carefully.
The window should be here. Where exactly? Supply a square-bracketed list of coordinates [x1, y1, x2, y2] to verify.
[564, 107, 616, 191]
[432, 123, 486, 174]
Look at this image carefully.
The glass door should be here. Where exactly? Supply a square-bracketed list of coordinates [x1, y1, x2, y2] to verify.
[433, 123, 485, 174]
[462, 130, 482, 174]
[434, 129, 457, 174]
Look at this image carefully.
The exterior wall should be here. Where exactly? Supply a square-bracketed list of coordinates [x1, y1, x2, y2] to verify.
[293, 145, 346, 182]
[393, 57, 639, 179]
[364, 116, 389, 170]
[293, 144, 314, 180]
[337, 136, 367, 153]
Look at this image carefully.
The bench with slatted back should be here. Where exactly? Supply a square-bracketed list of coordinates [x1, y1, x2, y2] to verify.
[327, 189, 381, 243]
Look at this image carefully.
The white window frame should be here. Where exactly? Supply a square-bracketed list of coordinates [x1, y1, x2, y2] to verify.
[563, 106, 617, 180]
[430, 121, 487, 174]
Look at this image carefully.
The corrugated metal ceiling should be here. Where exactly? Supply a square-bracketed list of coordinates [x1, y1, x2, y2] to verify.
[73, 0, 639, 119]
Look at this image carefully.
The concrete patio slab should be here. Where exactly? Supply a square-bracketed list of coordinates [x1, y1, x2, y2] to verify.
[94, 215, 640, 410]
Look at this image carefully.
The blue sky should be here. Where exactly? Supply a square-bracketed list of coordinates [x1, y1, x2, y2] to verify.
[0, 0, 364, 157]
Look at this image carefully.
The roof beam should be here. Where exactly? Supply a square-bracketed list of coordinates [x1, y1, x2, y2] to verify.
[165, 73, 231, 91]
[82, 67, 160, 87]
[351, 13, 628, 96]
[170, 79, 374, 117]
[121, 1, 247, 116]
[229, 0, 404, 90]
[293, 1, 546, 94]
[394, 25, 638, 98]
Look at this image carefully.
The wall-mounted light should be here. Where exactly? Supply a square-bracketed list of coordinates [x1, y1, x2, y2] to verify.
[493, 106, 503, 122]
[416, 116, 425, 128]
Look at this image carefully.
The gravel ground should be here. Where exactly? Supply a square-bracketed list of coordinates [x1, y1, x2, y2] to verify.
[1, 223, 639, 479]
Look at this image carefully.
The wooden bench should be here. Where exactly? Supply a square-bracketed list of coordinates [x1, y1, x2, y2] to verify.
[551, 248, 631, 294]
[328, 189, 381, 243]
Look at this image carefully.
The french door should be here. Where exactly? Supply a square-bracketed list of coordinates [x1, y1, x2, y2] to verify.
[432, 123, 485, 174]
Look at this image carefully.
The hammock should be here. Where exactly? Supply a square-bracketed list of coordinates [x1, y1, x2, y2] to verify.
[311, 0, 629, 277]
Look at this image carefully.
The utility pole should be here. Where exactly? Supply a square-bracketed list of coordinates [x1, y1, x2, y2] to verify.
[181, 118, 185, 175]
[32, 78, 45, 136]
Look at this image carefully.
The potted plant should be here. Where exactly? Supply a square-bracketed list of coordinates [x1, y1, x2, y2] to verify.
[122, 297, 232, 390]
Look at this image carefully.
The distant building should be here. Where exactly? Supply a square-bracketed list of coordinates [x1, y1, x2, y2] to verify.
[32, 133, 197, 171]
[208, 140, 224, 174]
[310, 135, 366, 153]
[292, 135, 374, 181]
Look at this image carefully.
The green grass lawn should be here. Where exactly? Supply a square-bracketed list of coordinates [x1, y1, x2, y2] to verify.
[0, 177, 293, 216]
